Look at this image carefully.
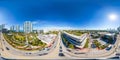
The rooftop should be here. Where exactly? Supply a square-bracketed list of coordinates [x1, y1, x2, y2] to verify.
[37, 34, 56, 44]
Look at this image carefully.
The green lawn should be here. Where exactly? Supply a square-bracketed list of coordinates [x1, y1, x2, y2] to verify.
[84, 38, 89, 48]
[45, 31, 58, 35]
[93, 40, 108, 49]
[3, 32, 46, 51]
[65, 30, 85, 36]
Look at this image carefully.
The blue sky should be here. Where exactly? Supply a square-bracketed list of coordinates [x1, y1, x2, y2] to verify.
[0, 0, 120, 30]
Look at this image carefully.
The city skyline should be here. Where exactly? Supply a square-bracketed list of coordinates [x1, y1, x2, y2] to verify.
[0, 0, 120, 30]
[0, 0, 120, 59]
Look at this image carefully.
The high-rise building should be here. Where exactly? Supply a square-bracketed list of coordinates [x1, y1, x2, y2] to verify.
[0, 24, 5, 31]
[117, 26, 120, 32]
[15, 25, 20, 32]
[0, 24, 8, 33]
[23, 21, 33, 33]
[10, 26, 15, 31]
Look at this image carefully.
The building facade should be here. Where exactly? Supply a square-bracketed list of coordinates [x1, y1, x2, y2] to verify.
[62, 31, 88, 48]
[15, 25, 20, 32]
[23, 21, 33, 33]
[0, 24, 5, 31]
[10, 26, 15, 31]
[117, 26, 120, 32]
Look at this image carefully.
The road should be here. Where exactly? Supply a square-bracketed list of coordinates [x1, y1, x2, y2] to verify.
[0, 31, 120, 59]
[0, 32, 68, 59]
[61, 32, 120, 59]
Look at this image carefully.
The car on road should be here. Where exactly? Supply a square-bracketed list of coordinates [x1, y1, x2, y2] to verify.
[54, 46, 56, 48]
[91, 43, 96, 48]
[67, 49, 71, 52]
[60, 46, 62, 49]
[59, 50, 62, 52]
[38, 54, 43, 56]
[74, 52, 85, 54]
[25, 53, 31, 55]
[1, 48, 4, 51]
[29, 53, 31, 54]
[109, 57, 119, 59]
[6, 47, 9, 50]
[116, 53, 120, 56]
[59, 53, 64, 56]
[43, 53, 48, 55]
[106, 45, 112, 51]
[47, 49, 50, 51]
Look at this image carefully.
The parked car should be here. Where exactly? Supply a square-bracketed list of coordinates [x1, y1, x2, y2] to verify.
[106, 45, 112, 51]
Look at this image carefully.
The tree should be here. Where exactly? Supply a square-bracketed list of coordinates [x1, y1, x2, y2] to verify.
[69, 44, 74, 49]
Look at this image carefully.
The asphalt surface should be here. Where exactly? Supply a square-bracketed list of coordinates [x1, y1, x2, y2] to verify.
[0, 31, 120, 59]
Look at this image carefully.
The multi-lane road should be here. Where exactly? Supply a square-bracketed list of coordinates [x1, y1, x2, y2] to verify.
[0, 31, 120, 59]
[60, 32, 120, 59]
[0, 32, 68, 59]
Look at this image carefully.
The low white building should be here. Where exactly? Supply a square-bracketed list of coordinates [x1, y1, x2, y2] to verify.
[37, 30, 44, 34]
[62, 31, 88, 48]
[37, 34, 57, 45]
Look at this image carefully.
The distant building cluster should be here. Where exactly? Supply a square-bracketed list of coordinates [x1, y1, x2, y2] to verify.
[0, 21, 44, 34]
[9, 21, 33, 33]
[0, 21, 46, 34]
[10, 25, 20, 32]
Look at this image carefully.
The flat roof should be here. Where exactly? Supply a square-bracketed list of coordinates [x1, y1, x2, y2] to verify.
[62, 33, 81, 46]
[63, 31, 87, 42]
[38, 34, 56, 44]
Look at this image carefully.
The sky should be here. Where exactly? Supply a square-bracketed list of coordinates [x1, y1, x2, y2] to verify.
[0, 0, 120, 30]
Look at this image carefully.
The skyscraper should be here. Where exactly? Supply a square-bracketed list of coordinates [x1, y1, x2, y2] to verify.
[10, 26, 15, 31]
[23, 21, 33, 33]
[16, 25, 20, 32]
[0, 24, 5, 31]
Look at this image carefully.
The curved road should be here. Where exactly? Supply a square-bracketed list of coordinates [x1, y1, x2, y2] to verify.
[0, 32, 68, 59]
[60, 33, 120, 59]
